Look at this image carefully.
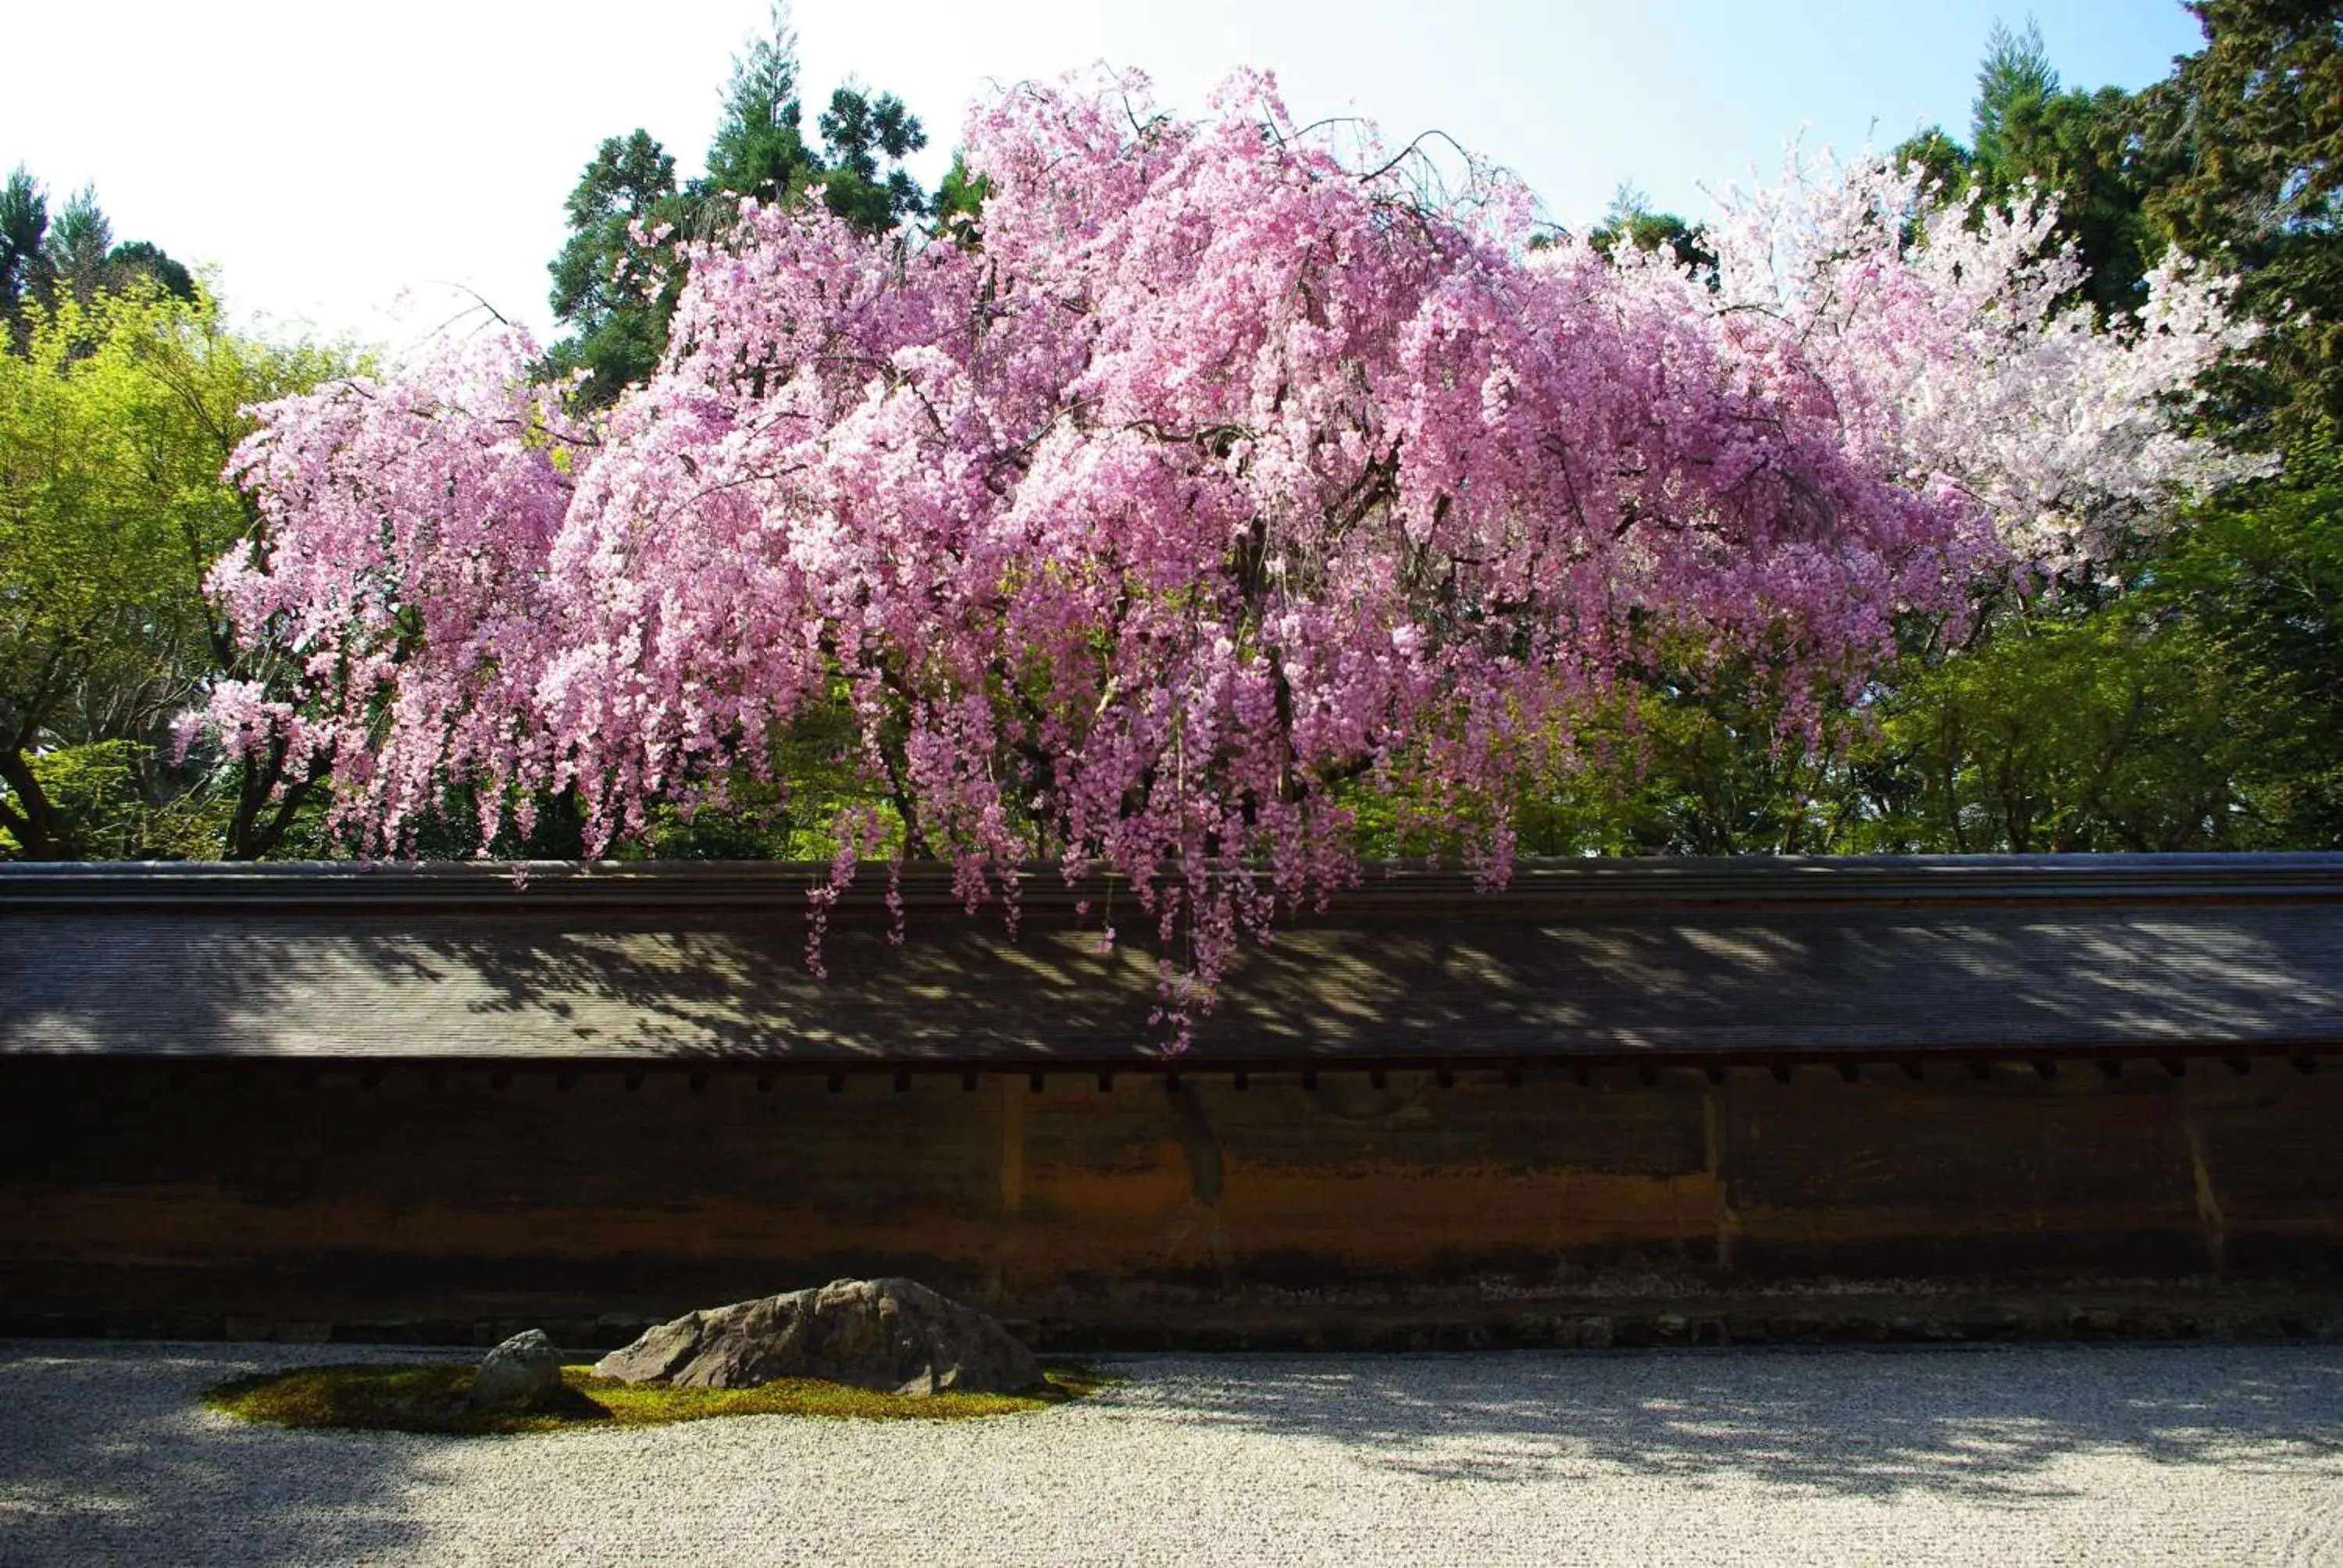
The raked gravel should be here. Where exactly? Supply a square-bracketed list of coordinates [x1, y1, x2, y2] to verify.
[2, 1339, 2340, 1566]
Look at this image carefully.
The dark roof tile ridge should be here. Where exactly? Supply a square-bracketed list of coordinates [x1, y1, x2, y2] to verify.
[4, 852, 2342, 914]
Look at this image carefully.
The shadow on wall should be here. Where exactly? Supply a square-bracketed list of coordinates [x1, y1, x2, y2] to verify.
[1125, 1344, 2343, 1500]
[6, 894, 2341, 1060]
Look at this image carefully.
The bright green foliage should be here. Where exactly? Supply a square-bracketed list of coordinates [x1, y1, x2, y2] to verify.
[1581, 677, 1849, 857]
[1481, 602, 2291, 860]
[1845, 440, 2343, 855]
[0, 290, 213, 857]
[0, 287, 355, 860]
[697, 8, 929, 233]
[1519, 444, 2343, 858]
[1851, 608, 2265, 853]
[9, 739, 223, 860]
[1971, 20, 2064, 166]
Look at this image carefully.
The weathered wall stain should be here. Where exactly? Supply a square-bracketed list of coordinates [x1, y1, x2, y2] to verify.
[2, 1060, 2339, 1327]
[1153, 1084, 1234, 1285]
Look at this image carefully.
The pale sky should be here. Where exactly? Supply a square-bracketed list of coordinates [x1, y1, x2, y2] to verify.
[3, 0, 2204, 355]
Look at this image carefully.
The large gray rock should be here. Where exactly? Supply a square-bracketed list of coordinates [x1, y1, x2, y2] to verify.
[591, 1278, 1040, 1395]
[469, 1329, 562, 1407]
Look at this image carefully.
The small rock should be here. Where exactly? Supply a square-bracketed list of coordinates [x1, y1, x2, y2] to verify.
[594, 1278, 1040, 1395]
[470, 1329, 562, 1407]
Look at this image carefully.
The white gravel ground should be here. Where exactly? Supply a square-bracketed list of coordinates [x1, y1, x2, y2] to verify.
[1, 1340, 2339, 1567]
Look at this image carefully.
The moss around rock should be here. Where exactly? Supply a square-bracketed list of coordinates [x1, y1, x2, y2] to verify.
[205, 1361, 1111, 1437]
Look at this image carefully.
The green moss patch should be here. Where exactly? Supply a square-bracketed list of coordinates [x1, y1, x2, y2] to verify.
[205, 1362, 1114, 1437]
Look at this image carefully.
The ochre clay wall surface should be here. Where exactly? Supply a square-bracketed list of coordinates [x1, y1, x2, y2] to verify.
[5, 1057, 2338, 1341]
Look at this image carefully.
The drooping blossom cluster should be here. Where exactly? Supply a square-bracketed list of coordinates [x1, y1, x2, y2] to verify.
[204, 332, 583, 846]
[202, 70, 2253, 1039]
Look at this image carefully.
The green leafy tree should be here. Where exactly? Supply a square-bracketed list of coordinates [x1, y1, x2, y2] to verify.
[45, 186, 113, 295]
[694, 9, 929, 233]
[2148, 438, 2343, 841]
[105, 240, 196, 303]
[1895, 20, 2168, 316]
[699, 7, 823, 211]
[2, 171, 198, 352]
[544, 130, 683, 408]
[812, 84, 929, 231]
[545, 5, 933, 409]
[0, 168, 55, 351]
[0, 286, 355, 859]
[1846, 605, 2270, 853]
[2136, 0, 2343, 437]
[1971, 18, 2064, 170]
[1565, 16, 2335, 862]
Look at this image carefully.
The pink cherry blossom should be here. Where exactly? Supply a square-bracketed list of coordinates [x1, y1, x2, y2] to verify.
[201, 71, 2253, 1046]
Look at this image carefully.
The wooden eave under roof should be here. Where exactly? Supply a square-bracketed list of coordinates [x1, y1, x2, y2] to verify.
[5, 855, 2342, 1072]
